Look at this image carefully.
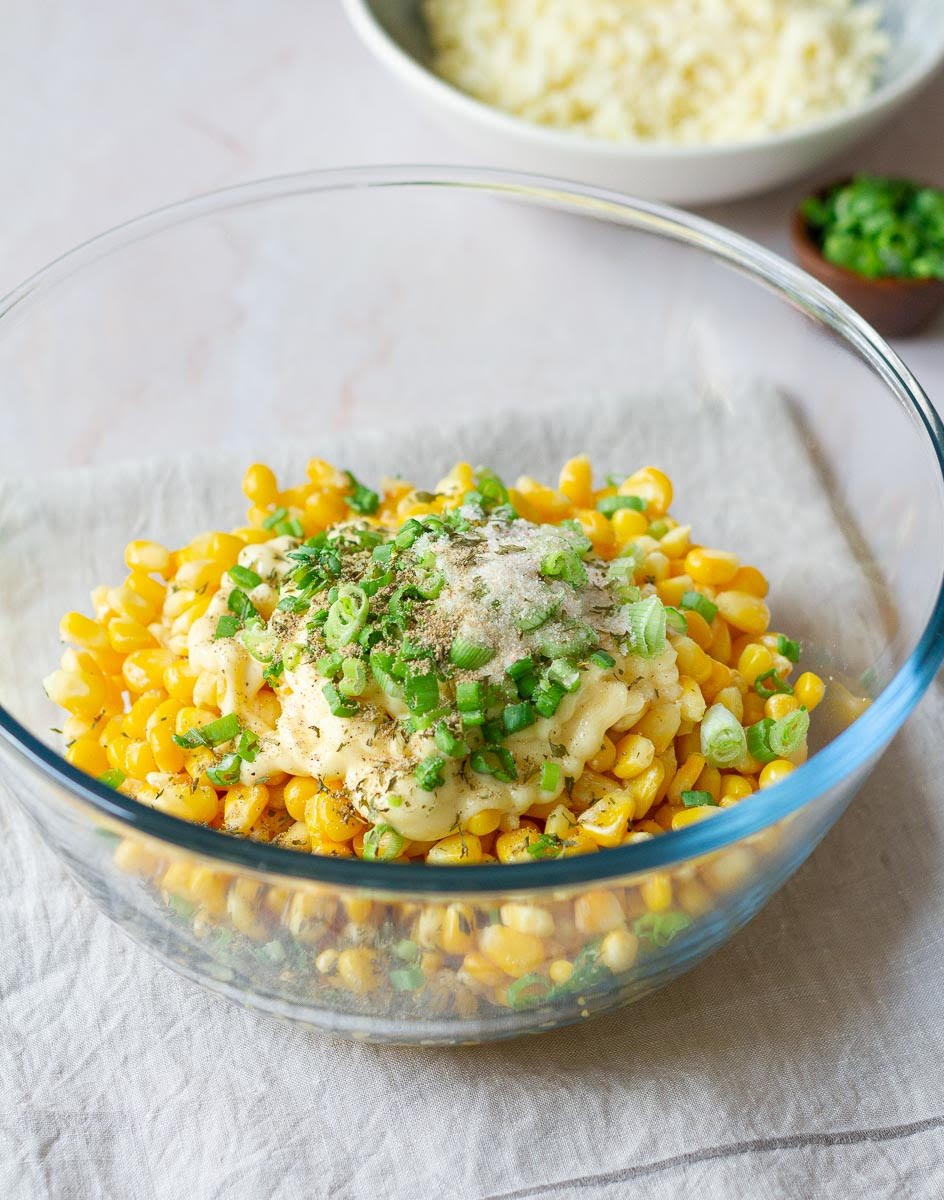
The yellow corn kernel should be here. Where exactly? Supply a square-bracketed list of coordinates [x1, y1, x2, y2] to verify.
[174, 707, 219, 737]
[479, 924, 545, 978]
[678, 677, 707, 725]
[337, 947, 380, 995]
[681, 609, 714, 652]
[558, 455, 594, 508]
[758, 759, 796, 789]
[579, 790, 635, 848]
[549, 959, 573, 985]
[611, 506, 648, 543]
[494, 825, 542, 864]
[311, 838, 354, 859]
[713, 685, 744, 723]
[709, 617, 733, 666]
[122, 648, 176, 694]
[124, 739, 158, 778]
[460, 951, 507, 989]
[587, 734, 617, 773]
[600, 928, 639, 973]
[43, 669, 109, 719]
[678, 878, 715, 917]
[574, 508, 615, 554]
[435, 461, 475, 497]
[765, 693, 799, 721]
[612, 733, 655, 780]
[621, 467, 673, 515]
[427, 832, 483, 865]
[656, 575, 692, 607]
[223, 784, 270, 834]
[715, 590, 771, 636]
[188, 866, 230, 917]
[145, 700, 185, 773]
[113, 838, 162, 879]
[106, 616, 155, 654]
[153, 778, 219, 824]
[673, 636, 712, 684]
[160, 660, 196, 703]
[305, 457, 347, 489]
[226, 878, 268, 939]
[574, 889, 625, 935]
[306, 789, 366, 843]
[173, 559, 224, 595]
[303, 490, 348, 532]
[124, 539, 171, 575]
[126, 571, 166, 610]
[465, 807, 502, 836]
[511, 477, 571, 523]
[627, 760, 667, 819]
[695, 763, 722, 802]
[62, 713, 96, 741]
[667, 752, 706, 803]
[742, 692, 767, 727]
[182, 745, 215, 781]
[685, 547, 739, 586]
[108, 583, 157, 625]
[559, 827, 600, 858]
[500, 903, 555, 939]
[795, 672, 826, 711]
[737, 643, 774, 686]
[122, 690, 164, 739]
[659, 523, 691, 559]
[640, 872, 672, 912]
[232, 526, 271, 546]
[65, 733, 110, 776]
[730, 565, 769, 597]
[242, 463, 279, 505]
[702, 847, 755, 893]
[192, 671, 219, 710]
[544, 804, 578, 841]
[570, 769, 621, 811]
[59, 611, 110, 652]
[283, 776, 321, 822]
[721, 774, 754, 801]
[439, 903, 477, 955]
[633, 702, 682, 754]
[671, 805, 720, 830]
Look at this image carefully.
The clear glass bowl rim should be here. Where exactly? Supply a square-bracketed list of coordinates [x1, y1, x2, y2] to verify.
[2, 165, 943, 895]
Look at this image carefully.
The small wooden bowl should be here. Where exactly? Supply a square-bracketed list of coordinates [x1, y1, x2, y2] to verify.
[791, 182, 944, 339]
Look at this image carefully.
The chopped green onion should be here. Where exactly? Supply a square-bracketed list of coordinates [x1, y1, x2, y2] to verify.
[405, 671, 440, 715]
[559, 519, 593, 556]
[456, 680, 484, 713]
[632, 911, 692, 948]
[700, 704, 748, 768]
[394, 938, 419, 961]
[547, 659, 581, 694]
[344, 469, 380, 516]
[434, 721, 469, 759]
[502, 702, 536, 734]
[769, 708, 810, 757]
[514, 669, 539, 699]
[338, 658, 368, 698]
[532, 681, 566, 719]
[363, 823, 406, 859]
[97, 768, 125, 789]
[282, 643, 305, 672]
[237, 626, 279, 663]
[624, 596, 667, 659]
[323, 584, 369, 650]
[746, 718, 778, 764]
[474, 466, 510, 509]
[227, 564, 262, 589]
[538, 622, 598, 661]
[470, 746, 518, 783]
[540, 760, 561, 793]
[589, 650, 615, 670]
[506, 656, 534, 681]
[227, 588, 258, 623]
[389, 967, 424, 992]
[540, 547, 587, 588]
[369, 651, 402, 698]
[206, 752, 242, 787]
[777, 634, 801, 664]
[647, 519, 670, 540]
[449, 638, 494, 670]
[481, 718, 505, 745]
[261, 506, 288, 530]
[172, 712, 240, 749]
[387, 794, 404, 808]
[235, 730, 260, 763]
[395, 518, 424, 549]
[516, 597, 561, 632]
[415, 755, 446, 791]
[316, 652, 343, 679]
[372, 541, 395, 564]
[276, 594, 310, 615]
[322, 682, 358, 718]
[681, 789, 716, 807]
[664, 607, 688, 635]
[680, 591, 718, 624]
[262, 659, 284, 686]
[274, 517, 304, 538]
[507, 973, 552, 1008]
[597, 494, 646, 517]
[754, 669, 794, 699]
[214, 614, 240, 640]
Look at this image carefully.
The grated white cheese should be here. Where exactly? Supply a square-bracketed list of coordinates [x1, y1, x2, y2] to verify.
[422, 0, 889, 144]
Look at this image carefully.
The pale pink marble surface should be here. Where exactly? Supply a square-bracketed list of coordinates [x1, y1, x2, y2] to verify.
[1, 0, 942, 450]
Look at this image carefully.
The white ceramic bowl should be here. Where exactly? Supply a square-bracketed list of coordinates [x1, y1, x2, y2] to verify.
[343, 0, 944, 205]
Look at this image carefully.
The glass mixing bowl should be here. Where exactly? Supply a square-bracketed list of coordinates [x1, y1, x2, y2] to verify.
[1, 167, 943, 1044]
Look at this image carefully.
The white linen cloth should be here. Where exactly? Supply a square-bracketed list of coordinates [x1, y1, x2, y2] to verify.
[1, 396, 943, 1199]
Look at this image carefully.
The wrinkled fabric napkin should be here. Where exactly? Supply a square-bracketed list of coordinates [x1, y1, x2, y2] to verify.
[1, 395, 943, 1199]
